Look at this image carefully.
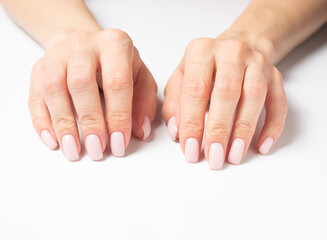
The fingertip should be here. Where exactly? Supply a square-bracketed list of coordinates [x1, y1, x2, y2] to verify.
[85, 134, 104, 161]
[167, 116, 178, 141]
[110, 131, 125, 157]
[40, 129, 58, 150]
[258, 136, 274, 155]
[141, 115, 151, 140]
[62, 134, 80, 161]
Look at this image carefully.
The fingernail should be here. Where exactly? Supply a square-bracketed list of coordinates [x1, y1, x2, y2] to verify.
[62, 134, 79, 161]
[259, 136, 274, 155]
[185, 138, 199, 163]
[209, 142, 224, 170]
[41, 130, 58, 150]
[110, 131, 125, 157]
[228, 138, 245, 165]
[86, 134, 103, 161]
[167, 116, 178, 141]
[142, 115, 151, 140]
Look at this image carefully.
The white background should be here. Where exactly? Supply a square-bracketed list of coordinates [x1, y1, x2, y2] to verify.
[0, 0, 327, 239]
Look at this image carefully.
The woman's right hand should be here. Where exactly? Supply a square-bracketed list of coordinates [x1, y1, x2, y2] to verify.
[28, 29, 157, 161]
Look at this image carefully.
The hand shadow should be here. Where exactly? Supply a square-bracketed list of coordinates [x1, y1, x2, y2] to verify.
[242, 24, 327, 164]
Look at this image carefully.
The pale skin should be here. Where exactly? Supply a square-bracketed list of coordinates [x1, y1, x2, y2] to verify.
[1, 0, 326, 168]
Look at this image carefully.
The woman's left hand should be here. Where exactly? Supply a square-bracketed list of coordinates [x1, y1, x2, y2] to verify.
[162, 35, 287, 170]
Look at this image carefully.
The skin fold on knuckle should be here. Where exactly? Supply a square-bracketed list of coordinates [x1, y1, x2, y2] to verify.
[31, 114, 49, 130]
[78, 114, 103, 132]
[267, 120, 285, 135]
[214, 76, 241, 102]
[233, 119, 256, 134]
[243, 78, 267, 101]
[106, 111, 131, 129]
[180, 119, 203, 137]
[205, 121, 230, 140]
[52, 116, 76, 134]
[67, 67, 94, 92]
[42, 71, 66, 95]
[28, 95, 44, 110]
[182, 79, 209, 100]
[103, 74, 132, 92]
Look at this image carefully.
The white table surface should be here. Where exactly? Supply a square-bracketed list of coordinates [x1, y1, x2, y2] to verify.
[0, 1, 326, 239]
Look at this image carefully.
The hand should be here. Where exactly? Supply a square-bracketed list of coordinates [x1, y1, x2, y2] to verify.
[162, 36, 287, 170]
[28, 29, 157, 161]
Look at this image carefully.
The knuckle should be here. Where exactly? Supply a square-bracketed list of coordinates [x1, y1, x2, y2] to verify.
[102, 29, 133, 46]
[186, 37, 214, 54]
[267, 95, 288, 116]
[269, 120, 285, 133]
[219, 39, 249, 57]
[52, 116, 76, 130]
[68, 67, 93, 90]
[244, 78, 267, 99]
[233, 119, 256, 133]
[28, 95, 43, 109]
[253, 52, 267, 66]
[106, 111, 131, 126]
[182, 120, 203, 135]
[182, 79, 208, 99]
[42, 71, 66, 94]
[215, 76, 241, 101]
[78, 115, 102, 130]
[103, 74, 132, 92]
[72, 32, 92, 46]
[207, 121, 230, 138]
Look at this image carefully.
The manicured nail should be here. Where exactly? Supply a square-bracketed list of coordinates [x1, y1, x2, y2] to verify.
[185, 138, 199, 163]
[209, 142, 224, 170]
[167, 116, 178, 141]
[85, 134, 103, 161]
[228, 138, 245, 165]
[259, 136, 274, 155]
[62, 134, 79, 161]
[110, 131, 125, 157]
[41, 130, 58, 150]
[142, 115, 151, 140]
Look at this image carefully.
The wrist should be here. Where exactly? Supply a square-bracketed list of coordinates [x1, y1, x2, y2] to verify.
[218, 29, 276, 63]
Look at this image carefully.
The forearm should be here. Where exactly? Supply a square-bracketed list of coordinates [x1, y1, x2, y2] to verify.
[0, 0, 102, 49]
[221, 0, 327, 64]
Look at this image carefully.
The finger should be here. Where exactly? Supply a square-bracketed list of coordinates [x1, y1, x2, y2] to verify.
[42, 57, 81, 161]
[28, 60, 58, 150]
[179, 38, 215, 163]
[204, 61, 245, 170]
[67, 51, 106, 161]
[99, 33, 133, 158]
[132, 59, 157, 140]
[227, 63, 268, 165]
[162, 60, 184, 141]
[257, 67, 287, 155]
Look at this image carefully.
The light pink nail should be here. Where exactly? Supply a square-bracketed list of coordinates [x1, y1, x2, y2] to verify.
[259, 137, 274, 155]
[209, 143, 224, 170]
[110, 131, 125, 157]
[228, 138, 245, 165]
[185, 138, 199, 163]
[86, 134, 103, 161]
[41, 130, 58, 150]
[62, 134, 79, 161]
[167, 116, 178, 141]
[142, 116, 151, 140]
